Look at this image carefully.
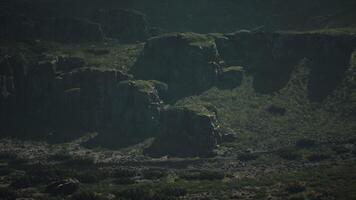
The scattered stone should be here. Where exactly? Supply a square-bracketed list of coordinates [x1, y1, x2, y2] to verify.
[45, 178, 79, 196]
[145, 103, 221, 157]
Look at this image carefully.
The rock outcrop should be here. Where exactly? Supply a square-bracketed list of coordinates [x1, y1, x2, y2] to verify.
[145, 103, 221, 157]
[111, 80, 163, 137]
[214, 31, 356, 101]
[53, 67, 131, 133]
[218, 66, 244, 89]
[131, 32, 221, 101]
[85, 80, 163, 148]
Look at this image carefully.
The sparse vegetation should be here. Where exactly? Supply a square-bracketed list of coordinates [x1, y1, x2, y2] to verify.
[1, 1, 356, 199]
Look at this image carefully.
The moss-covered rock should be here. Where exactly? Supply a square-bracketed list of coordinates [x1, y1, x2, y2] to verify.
[111, 80, 163, 137]
[54, 67, 131, 133]
[145, 103, 221, 157]
[131, 32, 221, 101]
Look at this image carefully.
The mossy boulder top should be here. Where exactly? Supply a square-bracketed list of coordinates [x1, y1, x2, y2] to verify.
[131, 32, 221, 101]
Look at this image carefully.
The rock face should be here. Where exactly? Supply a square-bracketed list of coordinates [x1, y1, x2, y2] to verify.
[218, 66, 244, 89]
[93, 9, 149, 42]
[131, 32, 221, 101]
[86, 80, 163, 148]
[53, 67, 131, 133]
[145, 104, 221, 157]
[0, 53, 131, 139]
[56, 56, 86, 72]
[215, 31, 356, 101]
[111, 80, 162, 137]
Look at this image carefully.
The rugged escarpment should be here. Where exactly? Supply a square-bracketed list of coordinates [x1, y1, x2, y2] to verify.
[1, 30, 356, 157]
[214, 32, 356, 101]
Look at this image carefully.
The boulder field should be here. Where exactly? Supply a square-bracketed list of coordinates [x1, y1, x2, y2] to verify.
[1, 31, 356, 157]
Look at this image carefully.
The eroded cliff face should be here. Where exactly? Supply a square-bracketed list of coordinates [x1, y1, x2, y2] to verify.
[214, 32, 356, 102]
[1, 30, 355, 157]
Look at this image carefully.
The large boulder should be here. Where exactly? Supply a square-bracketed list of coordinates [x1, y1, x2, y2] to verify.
[111, 80, 163, 137]
[93, 9, 149, 42]
[145, 103, 221, 157]
[53, 67, 131, 133]
[85, 80, 163, 148]
[131, 32, 221, 101]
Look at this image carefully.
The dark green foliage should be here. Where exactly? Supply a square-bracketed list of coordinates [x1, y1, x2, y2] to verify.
[142, 169, 167, 180]
[71, 191, 103, 200]
[285, 182, 306, 194]
[332, 145, 350, 154]
[113, 168, 137, 178]
[75, 171, 102, 184]
[49, 151, 72, 161]
[267, 105, 287, 115]
[237, 153, 259, 162]
[8, 156, 29, 165]
[158, 186, 187, 197]
[113, 178, 136, 185]
[306, 153, 330, 162]
[0, 187, 17, 200]
[180, 170, 225, 181]
[296, 139, 317, 149]
[0, 151, 18, 160]
[118, 187, 152, 200]
[66, 156, 95, 166]
[84, 48, 110, 56]
[10, 175, 40, 189]
[276, 148, 301, 160]
[0, 167, 14, 176]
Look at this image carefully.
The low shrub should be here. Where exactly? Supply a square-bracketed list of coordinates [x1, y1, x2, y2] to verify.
[306, 153, 330, 162]
[71, 191, 103, 200]
[180, 170, 225, 181]
[296, 139, 316, 149]
[0, 187, 17, 200]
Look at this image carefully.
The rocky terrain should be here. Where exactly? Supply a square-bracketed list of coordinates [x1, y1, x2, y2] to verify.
[1, 1, 356, 200]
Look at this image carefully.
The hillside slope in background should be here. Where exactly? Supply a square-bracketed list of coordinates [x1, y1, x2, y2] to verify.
[0, 1, 356, 200]
[1, 0, 356, 33]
